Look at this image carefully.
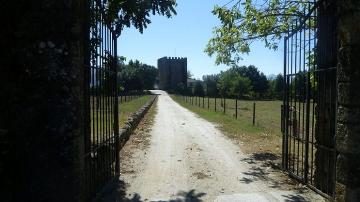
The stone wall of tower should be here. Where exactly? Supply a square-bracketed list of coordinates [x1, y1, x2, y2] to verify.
[158, 57, 187, 90]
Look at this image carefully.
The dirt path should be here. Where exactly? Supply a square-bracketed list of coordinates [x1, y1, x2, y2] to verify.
[118, 91, 325, 202]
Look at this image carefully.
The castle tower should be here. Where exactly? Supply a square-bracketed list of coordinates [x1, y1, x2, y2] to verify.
[158, 57, 187, 90]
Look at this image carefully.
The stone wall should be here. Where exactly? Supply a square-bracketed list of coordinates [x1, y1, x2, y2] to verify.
[158, 57, 187, 90]
[336, 0, 360, 201]
[119, 96, 158, 149]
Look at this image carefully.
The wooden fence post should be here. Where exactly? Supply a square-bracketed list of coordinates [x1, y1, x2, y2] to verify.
[215, 97, 217, 112]
[207, 97, 209, 109]
[235, 99, 238, 119]
[253, 102, 256, 126]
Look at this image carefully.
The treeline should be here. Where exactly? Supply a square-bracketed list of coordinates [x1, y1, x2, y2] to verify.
[117, 59, 158, 94]
[177, 65, 284, 100]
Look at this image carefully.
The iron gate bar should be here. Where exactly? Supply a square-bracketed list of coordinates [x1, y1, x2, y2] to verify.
[84, 0, 120, 200]
[285, 0, 322, 39]
[84, 0, 91, 196]
[282, 0, 337, 199]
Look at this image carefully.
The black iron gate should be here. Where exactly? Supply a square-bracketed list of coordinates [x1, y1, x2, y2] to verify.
[84, 0, 120, 200]
[282, 0, 337, 199]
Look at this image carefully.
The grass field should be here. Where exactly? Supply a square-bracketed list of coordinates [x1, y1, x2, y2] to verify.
[90, 95, 155, 143]
[171, 95, 283, 156]
[119, 95, 155, 126]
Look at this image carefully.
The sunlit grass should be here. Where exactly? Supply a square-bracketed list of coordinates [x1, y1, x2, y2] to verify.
[119, 95, 155, 127]
[90, 95, 155, 143]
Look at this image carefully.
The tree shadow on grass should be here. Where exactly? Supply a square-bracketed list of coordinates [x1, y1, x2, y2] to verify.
[95, 178, 206, 202]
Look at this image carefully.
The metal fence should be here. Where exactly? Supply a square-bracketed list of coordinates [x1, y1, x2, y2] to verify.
[84, 0, 120, 200]
[119, 91, 147, 103]
[176, 95, 282, 135]
[282, 0, 337, 199]
[180, 95, 259, 121]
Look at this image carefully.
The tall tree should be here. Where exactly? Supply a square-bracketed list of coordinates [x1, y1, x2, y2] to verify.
[205, 0, 308, 65]
[187, 70, 194, 79]
[203, 74, 220, 97]
[274, 74, 284, 99]
[90, 1, 177, 59]
[106, 0, 177, 37]
[193, 82, 205, 96]
[232, 65, 269, 97]
[217, 70, 233, 97]
[118, 60, 158, 92]
[217, 69, 251, 98]
[230, 74, 252, 98]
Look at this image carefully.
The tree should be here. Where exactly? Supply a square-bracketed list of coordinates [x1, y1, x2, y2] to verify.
[187, 70, 193, 79]
[205, 0, 308, 65]
[203, 65, 270, 99]
[274, 74, 284, 99]
[217, 70, 234, 97]
[106, 0, 177, 37]
[230, 74, 252, 98]
[139, 63, 158, 90]
[193, 82, 205, 96]
[256, 72, 270, 98]
[118, 59, 158, 92]
[218, 69, 251, 98]
[203, 74, 220, 97]
[293, 71, 306, 102]
[174, 82, 186, 95]
[90, 1, 177, 59]
[231, 65, 269, 98]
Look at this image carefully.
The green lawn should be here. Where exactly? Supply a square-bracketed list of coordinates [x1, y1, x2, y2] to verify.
[119, 95, 155, 126]
[171, 95, 283, 155]
[90, 95, 155, 143]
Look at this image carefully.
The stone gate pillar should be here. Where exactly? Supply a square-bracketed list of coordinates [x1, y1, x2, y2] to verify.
[0, 1, 86, 202]
[336, 0, 360, 201]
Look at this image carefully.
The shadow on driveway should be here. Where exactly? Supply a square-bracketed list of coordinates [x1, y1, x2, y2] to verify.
[95, 178, 206, 202]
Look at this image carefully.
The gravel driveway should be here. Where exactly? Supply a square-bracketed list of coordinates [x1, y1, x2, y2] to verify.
[118, 90, 325, 202]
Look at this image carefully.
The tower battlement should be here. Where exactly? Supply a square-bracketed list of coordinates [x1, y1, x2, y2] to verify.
[158, 56, 187, 90]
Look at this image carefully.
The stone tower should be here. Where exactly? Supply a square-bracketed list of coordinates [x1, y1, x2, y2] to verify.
[158, 57, 187, 90]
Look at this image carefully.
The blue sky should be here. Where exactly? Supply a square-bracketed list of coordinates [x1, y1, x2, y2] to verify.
[118, 0, 283, 80]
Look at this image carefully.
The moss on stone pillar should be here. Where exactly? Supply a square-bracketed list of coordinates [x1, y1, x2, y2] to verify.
[336, 0, 360, 201]
[0, 1, 86, 201]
